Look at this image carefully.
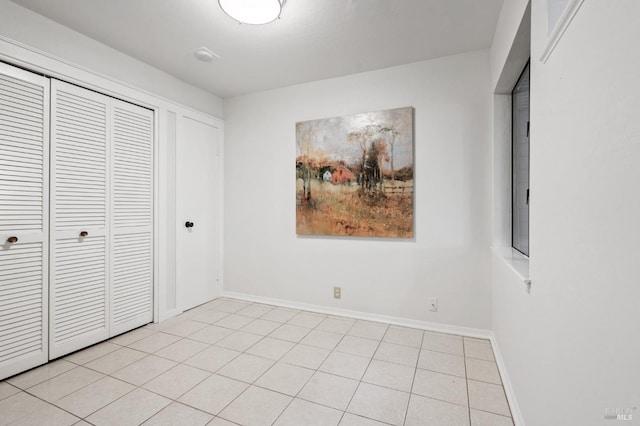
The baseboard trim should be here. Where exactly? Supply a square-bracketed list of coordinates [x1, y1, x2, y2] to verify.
[158, 308, 182, 323]
[221, 291, 492, 339]
[490, 332, 526, 426]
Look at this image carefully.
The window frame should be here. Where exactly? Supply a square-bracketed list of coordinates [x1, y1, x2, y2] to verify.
[511, 60, 531, 257]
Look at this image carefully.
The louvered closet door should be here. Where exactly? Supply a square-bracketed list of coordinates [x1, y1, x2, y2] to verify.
[110, 99, 153, 336]
[50, 80, 110, 358]
[0, 63, 49, 379]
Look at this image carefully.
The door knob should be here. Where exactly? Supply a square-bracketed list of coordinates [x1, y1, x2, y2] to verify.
[6, 236, 18, 243]
[185, 221, 194, 228]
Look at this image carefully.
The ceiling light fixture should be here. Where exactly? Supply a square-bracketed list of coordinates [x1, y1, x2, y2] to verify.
[218, 0, 285, 25]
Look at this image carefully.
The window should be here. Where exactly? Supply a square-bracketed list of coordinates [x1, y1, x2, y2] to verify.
[512, 62, 530, 256]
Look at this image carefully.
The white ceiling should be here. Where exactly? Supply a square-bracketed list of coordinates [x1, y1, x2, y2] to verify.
[10, 0, 504, 98]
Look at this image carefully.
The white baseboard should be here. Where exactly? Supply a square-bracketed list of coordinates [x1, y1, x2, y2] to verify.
[158, 308, 183, 323]
[490, 332, 525, 426]
[222, 291, 492, 339]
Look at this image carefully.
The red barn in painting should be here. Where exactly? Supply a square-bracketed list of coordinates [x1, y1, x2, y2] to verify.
[332, 166, 355, 185]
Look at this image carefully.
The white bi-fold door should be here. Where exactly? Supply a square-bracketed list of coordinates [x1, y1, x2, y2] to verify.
[49, 81, 110, 357]
[109, 99, 154, 337]
[50, 80, 153, 358]
[0, 62, 50, 379]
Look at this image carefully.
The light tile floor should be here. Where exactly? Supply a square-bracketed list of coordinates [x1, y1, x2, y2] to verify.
[0, 298, 514, 426]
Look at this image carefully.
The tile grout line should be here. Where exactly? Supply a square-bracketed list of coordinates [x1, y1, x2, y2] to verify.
[178, 300, 270, 423]
[319, 315, 359, 426]
[211, 307, 329, 424]
[246, 315, 323, 424]
[268, 317, 394, 424]
[15, 382, 95, 424]
[79, 374, 166, 422]
[84, 303, 247, 423]
[486, 338, 517, 423]
[340, 322, 390, 425]
[463, 336, 472, 426]
[43, 336, 169, 423]
[21, 368, 138, 424]
[264, 310, 364, 424]
[142, 318, 254, 419]
[402, 329, 425, 426]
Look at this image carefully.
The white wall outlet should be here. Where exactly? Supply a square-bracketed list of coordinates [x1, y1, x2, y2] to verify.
[334, 286, 341, 299]
[428, 298, 438, 312]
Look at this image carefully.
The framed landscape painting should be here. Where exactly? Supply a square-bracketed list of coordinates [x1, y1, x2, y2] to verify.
[296, 106, 414, 238]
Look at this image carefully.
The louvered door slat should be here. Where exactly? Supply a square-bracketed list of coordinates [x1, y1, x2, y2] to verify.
[0, 155, 43, 167]
[55, 133, 107, 148]
[113, 142, 151, 157]
[56, 105, 107, 122]
[1, 281, 42, 295]
[0, 61, 49, 380]
[0, 258, 42, 272]
[50, 80, 109, 358]
[54, 150, 105, 167]
[0, 312, 41, 331]
[0, 142, 43, 157]
[0, 123, 43, 139]
[0, 109, 44, 127]
[0, 288, 42, 307]
[0, 180, 42, 189]
[0, 337, 41, 361]
[56, 286, 105, 305]
[0, 323, 41, 344]
[0, 74, 43, 94]
[1, 268, 42, 283]
[0, 91, 44, 111]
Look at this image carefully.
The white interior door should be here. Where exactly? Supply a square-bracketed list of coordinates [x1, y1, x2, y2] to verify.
[110, 99, 154, 336]
[176, 116, 220, 311]
[50, 80, 110, 358]
[0, 63, 50, 380]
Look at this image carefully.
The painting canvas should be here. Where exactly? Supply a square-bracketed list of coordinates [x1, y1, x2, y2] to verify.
[296, 106, 414, 238]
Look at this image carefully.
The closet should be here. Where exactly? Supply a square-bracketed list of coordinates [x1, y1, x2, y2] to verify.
[0, 63, 154, 378]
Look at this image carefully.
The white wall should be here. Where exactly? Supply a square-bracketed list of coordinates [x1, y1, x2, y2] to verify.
[490, 0, 530, 94]
[0, 0, 223, 117]
[491, 1, 640, 425]
[223, 51, 493, 331]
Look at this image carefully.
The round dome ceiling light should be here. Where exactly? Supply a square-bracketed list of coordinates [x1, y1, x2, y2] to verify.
[218, 0, 286, 25]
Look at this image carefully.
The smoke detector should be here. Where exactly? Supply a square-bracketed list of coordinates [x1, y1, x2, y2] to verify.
[194, 47, 219, 62]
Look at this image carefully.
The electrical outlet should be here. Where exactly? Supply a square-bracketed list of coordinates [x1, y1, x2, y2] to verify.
[428, 298, 438, 312]
[334, 286, 341, 299]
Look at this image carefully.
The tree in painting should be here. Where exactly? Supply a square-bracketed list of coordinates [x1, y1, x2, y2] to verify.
[295, 107, 414, 238]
